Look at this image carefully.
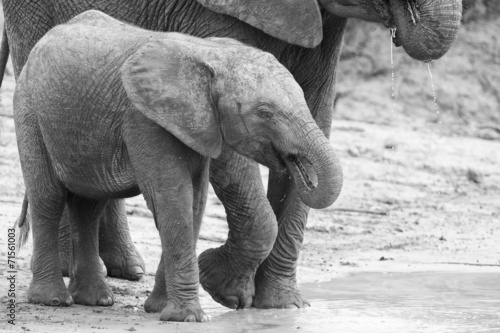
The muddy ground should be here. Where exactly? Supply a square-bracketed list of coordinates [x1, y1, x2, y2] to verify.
[1, 15, 499, 333]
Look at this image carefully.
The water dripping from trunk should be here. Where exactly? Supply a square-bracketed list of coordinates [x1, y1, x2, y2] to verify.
[427, 61, 443, 195]
[390, 28, 397, 118]
[382, 28, 398, 208]
[427, 62, 441, 126]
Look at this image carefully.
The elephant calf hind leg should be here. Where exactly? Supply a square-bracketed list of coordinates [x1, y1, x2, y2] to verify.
[67, 195, 114, 306]
[22, 127, 73, 306]
[28, 189, 73, 307]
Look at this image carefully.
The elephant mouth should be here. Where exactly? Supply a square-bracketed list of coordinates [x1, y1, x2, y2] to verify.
[284, 155, 318, 191]
[266, 145, 288, 172]
[392, 0, 419, 47]
[268, 146, 318, 191]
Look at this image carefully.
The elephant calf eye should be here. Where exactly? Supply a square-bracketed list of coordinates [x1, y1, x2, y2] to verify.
[256, 105, 274, 120]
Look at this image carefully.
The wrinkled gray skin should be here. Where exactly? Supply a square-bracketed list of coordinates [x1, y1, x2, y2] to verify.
[15, 11, 343, 322]
[3, 0, 464, 310]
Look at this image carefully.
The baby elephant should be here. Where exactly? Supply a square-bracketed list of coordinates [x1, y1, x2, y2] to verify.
[15, 10, 342, 322]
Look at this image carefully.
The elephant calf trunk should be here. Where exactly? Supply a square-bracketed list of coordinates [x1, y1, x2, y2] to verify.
[288, 136, 343, 210]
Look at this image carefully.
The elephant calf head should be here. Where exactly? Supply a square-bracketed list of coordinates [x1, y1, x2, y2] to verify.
[121, 36, 343, 209]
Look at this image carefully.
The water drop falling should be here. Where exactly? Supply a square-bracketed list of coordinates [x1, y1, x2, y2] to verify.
[390, 28, 397, 118]
[426, 61, 444, 174]
[427, 62, 440, 121]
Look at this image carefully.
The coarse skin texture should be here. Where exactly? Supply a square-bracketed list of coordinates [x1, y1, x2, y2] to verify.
[3, 0, 463, 311]
[14, 11, 342, 321]
[320, 0, 463, 61]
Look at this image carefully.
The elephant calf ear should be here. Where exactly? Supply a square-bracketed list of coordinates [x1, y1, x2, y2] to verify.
[121, 40, 222, 159]
[197, 0, 323, 48]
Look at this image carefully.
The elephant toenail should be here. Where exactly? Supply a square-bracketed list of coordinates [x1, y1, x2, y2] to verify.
[50, 298, 61, 306]
[242, 296, 253, 309]
[224, 296, 239, 309]
[128, 266, 144, 279]
[99, 296, 111, 306]
[184, 315, 196, 322]
[201, 315, 209, 322]
[66, 296, 74, 305]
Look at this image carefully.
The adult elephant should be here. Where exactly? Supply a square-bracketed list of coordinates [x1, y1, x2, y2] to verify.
[2, 0, 463, 310]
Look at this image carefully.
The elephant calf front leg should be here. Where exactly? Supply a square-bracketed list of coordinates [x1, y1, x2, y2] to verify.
[139, 178, 207, 322]
[124, 118, 208, 322]
[144, 161, 209, 314]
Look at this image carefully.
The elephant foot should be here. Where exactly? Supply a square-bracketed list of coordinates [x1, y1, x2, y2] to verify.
[144, 287, 168, 313]
[159, 301, 209, 322]
[99, 243, 145, 281]
[28, 279, 73, 306]
[253, 269, 310, 309]
[198, 247, 254, 309]
[68, 277, 114, 306]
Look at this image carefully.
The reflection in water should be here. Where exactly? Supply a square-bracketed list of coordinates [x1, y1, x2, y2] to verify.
[198, 272, 500, 333]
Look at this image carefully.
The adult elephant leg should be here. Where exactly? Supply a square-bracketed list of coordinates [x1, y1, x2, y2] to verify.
[67, 196, 114, 306]
[254, 15, 347, 308]
[98, 199, 145, 280]
[254, 173, 310, 308]
[253, 85, 336, 308]
[59, 207, 109, 278]
[58, 200, 145, 280]
[57, 207, 71, 277]
[59, 209, 108, 278]
[199, 146, 278, 309]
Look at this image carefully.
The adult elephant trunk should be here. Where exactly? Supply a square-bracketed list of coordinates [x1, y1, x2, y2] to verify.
[390, 0, 462, 62]
[319, 0, 462, 62]
[281, 125, 343, 210]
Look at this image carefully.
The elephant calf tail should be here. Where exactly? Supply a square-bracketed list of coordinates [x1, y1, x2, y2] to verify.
[14, 194, 30, 249]
[0, 27, 9, 89]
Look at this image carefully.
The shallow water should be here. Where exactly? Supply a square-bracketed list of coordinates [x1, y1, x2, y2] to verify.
[196, 272, 500, 333]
